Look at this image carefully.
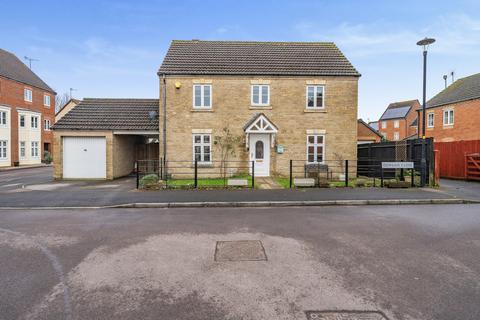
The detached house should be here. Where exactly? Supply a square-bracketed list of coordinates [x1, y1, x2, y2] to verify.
[158, 40, 360, 178]
[417, 73, 480, 142]
[378, 100, 419, 141]
[0, 48, 56, 167]
[53, 40, 360, 180]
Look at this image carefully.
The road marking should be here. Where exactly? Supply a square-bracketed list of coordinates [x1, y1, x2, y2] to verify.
[0, 227, 72, 320]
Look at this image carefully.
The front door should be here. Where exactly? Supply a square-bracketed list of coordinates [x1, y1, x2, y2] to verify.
[249, 133, 270, 176]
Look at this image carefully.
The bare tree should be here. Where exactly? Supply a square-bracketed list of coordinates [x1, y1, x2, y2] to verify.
[214, 126, 242, 179]
[55, 92, 70, 113]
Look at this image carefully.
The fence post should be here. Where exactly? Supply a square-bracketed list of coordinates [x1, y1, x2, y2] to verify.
[345, 160, 349, 187]
[381, 167, 384, 187]
[136, 161, 139, 189]
[411, 168, 415, 187]
[251, 161, 255, 190]
[194, 160, 198, 189]
[289, 159, 293, 189]
[160, 157, 163, 180]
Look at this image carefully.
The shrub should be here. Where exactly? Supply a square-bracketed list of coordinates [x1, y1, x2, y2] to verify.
[44, 151, 53, 164]
[140, 174, 159, 188]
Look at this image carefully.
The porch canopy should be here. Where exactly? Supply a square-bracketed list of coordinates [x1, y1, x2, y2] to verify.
[243, 113, 278, 148]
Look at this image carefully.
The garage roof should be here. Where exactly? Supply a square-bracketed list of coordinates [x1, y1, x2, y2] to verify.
[53, 98, 159, 131]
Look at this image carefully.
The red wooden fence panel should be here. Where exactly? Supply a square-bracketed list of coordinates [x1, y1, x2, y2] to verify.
[435, 140, 480, 179]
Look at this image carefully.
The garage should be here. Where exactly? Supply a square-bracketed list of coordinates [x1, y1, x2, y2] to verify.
[63, 136, 106, 179]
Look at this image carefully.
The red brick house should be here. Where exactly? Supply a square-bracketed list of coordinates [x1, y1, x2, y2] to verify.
[357, 119, 382, 144]
[378, 100, 419, 141]
[417, 73, 480, 142]
[0, 48, 56, 167]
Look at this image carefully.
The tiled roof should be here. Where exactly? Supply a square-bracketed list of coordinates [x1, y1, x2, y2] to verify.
[358, 119, 382, 137]
[159, 40, 360, 77]
[379, 100, 418, 120]
[426, 73, 480, 108]
[0, 48, 55, 92]
[53, 98, 159, 131]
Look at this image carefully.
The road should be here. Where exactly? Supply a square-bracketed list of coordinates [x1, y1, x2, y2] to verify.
[1, 204, 479, 320]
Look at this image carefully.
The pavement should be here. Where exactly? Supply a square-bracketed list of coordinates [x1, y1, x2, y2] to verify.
[1, 204, 479, 320]
[2, 167, 478, 208]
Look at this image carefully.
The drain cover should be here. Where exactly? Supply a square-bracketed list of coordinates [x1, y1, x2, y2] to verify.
[215, 240, 267, 261]
[305, 311, 388, 320]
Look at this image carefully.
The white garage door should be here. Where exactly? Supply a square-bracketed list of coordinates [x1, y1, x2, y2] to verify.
[63, 137, 106, 179]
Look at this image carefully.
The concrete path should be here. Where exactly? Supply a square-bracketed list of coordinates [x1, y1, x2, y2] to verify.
[256, 177, 283, 189]
[1, 204, 479, 320]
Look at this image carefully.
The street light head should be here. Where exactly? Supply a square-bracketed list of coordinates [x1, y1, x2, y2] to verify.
[417, 37, 436, 49]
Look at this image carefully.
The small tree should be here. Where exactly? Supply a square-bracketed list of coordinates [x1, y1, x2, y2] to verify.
[214, 127, 242, 179]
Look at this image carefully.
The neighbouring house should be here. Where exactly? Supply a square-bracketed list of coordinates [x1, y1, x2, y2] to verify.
[158, 40, 360, 178]
[53, 98, 159, 179]
[0, 48, 56, 167]
[417, 73, 480, 142]
[378, 100, 419, 141]
[357, 119, 382, 144]
[55, 98, 80, 123]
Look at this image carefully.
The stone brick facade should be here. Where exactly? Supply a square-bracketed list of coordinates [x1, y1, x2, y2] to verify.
[417, 98, 480, 142]
[0, 76, 55, 166]
[160, 75, 359, 177]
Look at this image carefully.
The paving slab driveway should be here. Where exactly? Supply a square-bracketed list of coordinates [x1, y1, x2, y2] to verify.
[0, 204, 479, 320]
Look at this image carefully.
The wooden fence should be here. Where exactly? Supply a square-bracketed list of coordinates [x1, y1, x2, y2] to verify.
[434, 140, 480, 180]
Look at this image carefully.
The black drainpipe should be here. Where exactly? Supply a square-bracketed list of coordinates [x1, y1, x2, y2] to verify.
[161, 74, 167, 179]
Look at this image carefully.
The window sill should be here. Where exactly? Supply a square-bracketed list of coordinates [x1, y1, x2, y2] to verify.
[304, 109, 327, 113]
[191, 109, 213, 112]
[443, 124, 454, 128]
[250, 106, 272, 110]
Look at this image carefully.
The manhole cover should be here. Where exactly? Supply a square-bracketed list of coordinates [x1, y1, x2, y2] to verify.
[215, 240, 267, 261]
[305, 311, 388, 320]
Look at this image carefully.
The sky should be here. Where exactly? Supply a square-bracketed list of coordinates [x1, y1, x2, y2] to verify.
[1, 0, 480, 121]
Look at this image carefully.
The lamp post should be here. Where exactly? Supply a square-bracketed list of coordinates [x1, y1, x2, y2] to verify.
[416, 37, 435, 187]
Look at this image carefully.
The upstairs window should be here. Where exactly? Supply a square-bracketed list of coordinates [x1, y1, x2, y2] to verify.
[19, 115, 25, 127]
[381, 121, 387, 129]
[44, 119, 51, 131]
[427, 113, 434, 128]
[306, 85, 325, 109]
[0, 111, 6, 126]
[394, 120, 400, 128]
[193, 84, 212, 109]
[443, 109, 454, 125]
[31, 116, 38, 129]
[44, 94, 51, 107]
[306, 134, 325, 163]
[24, 88, 33, 102]
[193, 134, 211, 163]
[251, 85, 269, 106]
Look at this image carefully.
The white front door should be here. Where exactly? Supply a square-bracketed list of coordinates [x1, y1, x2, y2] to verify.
[249, 133, 270, 177]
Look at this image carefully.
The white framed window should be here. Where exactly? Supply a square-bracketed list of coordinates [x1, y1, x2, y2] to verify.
[0, 111, 6, 126]
[251, 85, 269, 106]
[393, 132, 400, 141]
[44, 119, 51, 131]
[394, 120, 399, 128]
[31, 116, 38, 129]
[381, 121, 387, 129]
[306, 85, 325, 109]
[427, 113, 434, 128]
[44, 94, 51, 107]
[193, 84, 212, 109]
[306, 134, 325, 163]
[193, 134, 211, 163]
[0, 140, 7, 159]
[31, 141, 39, 158]
[443, 109, 454, 125]
[19, 141, 26, 159]
[19, 115, 25, 128]
[24, 88, 33, 102]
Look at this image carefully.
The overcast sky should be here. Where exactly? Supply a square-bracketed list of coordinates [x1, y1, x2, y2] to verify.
[2, 0, 480, 121]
